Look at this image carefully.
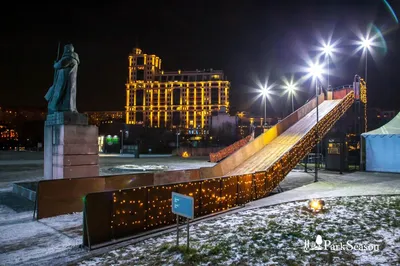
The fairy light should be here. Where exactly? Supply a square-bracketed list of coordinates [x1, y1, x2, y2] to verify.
[96, 91, 355, 243]
[210, 134, 252, 162]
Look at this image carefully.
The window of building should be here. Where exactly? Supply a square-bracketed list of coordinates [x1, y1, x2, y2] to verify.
[161, 75, 167, 82]
[211, 88, 219, 104]
[211, 74, 220, 80]
[136, 90, 144, 105]
[189, 75, 196, 81]
[173, 89, 180, 105]
[328, 143, 340, 155]
[137, 70, 144, 80]
[136, 57, 144, 65]
[136, 112, 143, 122]
[197, 75, 203, 81]
[172, 112, 180, 125]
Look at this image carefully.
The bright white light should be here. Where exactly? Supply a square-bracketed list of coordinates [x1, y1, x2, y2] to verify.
[352, 24, 385, 58]
[361, 38, 371, 49]
[308, 63, 323, 79]
[260, 87, 269, 96]
[315, 33, 340, 60]
[322, 44, 333, 56]
[281, 75, 299, 99]
[287, 84, 295, 93]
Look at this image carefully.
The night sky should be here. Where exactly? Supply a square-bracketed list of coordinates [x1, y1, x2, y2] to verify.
[1, 0, 399, 116]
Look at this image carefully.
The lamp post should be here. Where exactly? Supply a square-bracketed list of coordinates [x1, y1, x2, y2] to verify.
[361, 37, 371, 83]
[261, 87, 268, 125]
[308, 62, 323, 182]
[120, 129, 128, 154]
[282, 76, 297, 114]
[287, 83, 296, 113]
[176, 130, 180, 155]
[120, 129, 124, 154]
[322, 44, 333, 89]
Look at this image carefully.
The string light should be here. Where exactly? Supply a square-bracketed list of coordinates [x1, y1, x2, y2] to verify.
[103, 92, 355, 241]
[360, 78, 368, 132]
[210, 135, 252, 162]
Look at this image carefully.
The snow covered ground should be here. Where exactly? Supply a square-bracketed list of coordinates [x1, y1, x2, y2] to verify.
[0, 211, 82, 266]
[106, 164, 169, 172]
[79, 195, 400, 265]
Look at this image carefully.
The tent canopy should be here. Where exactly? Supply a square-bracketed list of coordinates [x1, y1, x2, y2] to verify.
[362, 112, 400, 136]
[362, 111, 400, 173]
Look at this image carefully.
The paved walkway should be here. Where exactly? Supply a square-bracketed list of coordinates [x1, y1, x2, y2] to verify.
[247, 170, 400, 209]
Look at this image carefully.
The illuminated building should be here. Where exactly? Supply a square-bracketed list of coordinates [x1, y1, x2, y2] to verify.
[84, 111, 125, 126]
[0, 125, 18, 141]
[125, 48, 230, 131]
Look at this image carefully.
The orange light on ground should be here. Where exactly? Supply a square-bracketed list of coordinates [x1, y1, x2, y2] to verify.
[182, 151, 190, 158]
[308, 199, 325, 213]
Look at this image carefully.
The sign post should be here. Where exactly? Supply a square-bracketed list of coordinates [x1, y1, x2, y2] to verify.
[172, 192, 194, 251]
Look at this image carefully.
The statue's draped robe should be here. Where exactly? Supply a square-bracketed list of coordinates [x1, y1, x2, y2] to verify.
[45, 52, 80, 113]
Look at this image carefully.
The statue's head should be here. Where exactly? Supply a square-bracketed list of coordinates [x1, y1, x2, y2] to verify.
[63, 44, 74, 54]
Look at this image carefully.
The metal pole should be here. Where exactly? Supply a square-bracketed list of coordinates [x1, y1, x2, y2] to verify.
[291, 92, 294, 113]
[121, 130, 124, 154]
[264, 95, 267, 125]
[176, 214, 179, 246]
[186, 218, 190, 251]
[315, 82, 319, 182]
[327, 56, 330, 89]
[176, 132, 179, 155]
[365, 51, 368, 84]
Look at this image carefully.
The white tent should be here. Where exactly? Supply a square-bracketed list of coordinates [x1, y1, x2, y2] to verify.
[361, 112, 400, 173]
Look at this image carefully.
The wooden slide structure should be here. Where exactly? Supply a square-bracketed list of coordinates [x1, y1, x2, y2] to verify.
[199, 90, 355, 180]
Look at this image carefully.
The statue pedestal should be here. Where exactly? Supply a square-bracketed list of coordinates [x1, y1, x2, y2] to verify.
[44, 112, 99, 179]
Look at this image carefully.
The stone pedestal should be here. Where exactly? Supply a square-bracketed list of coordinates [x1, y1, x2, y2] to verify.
[44, 112, 99, 179]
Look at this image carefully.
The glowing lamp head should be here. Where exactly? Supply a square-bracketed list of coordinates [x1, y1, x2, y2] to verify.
[361, 38, 371, 49]
[309, 63, 323, 79]
[287, 84, 296, 93]
[322, 44, 333, 56]
[261, 87, 269, 96]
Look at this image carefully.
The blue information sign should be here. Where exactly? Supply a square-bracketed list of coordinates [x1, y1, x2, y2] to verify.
[172, 192, 194, 219]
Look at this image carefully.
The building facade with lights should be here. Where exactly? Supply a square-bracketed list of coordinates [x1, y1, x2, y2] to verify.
[125, 48, 230, 131]
[84, 111, 125, 126]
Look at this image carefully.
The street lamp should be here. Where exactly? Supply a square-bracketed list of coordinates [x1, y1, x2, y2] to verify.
[321, 43, 334, 89]
[361, 37, 371, 83]
[120, 130, 124, 154]
[254, 75, 275, 127]
[260, 86, 269, 125]
[176, 129, 180, 155]
[288, 84, 295, 113]
[120, 129, 128, 154]
[282, 81, 297, 113]
[307, 61, 324, 182]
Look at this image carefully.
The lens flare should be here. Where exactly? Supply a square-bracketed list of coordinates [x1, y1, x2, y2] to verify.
[383, 0, 399, 24]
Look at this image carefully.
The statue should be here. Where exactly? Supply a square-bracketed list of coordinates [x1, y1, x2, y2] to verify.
[45, 44, 80, 114]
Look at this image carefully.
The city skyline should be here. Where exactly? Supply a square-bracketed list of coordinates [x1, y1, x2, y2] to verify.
[1, 1, 400, 115]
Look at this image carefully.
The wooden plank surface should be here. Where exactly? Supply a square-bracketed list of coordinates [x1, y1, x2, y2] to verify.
[227, 100, 341, 176]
